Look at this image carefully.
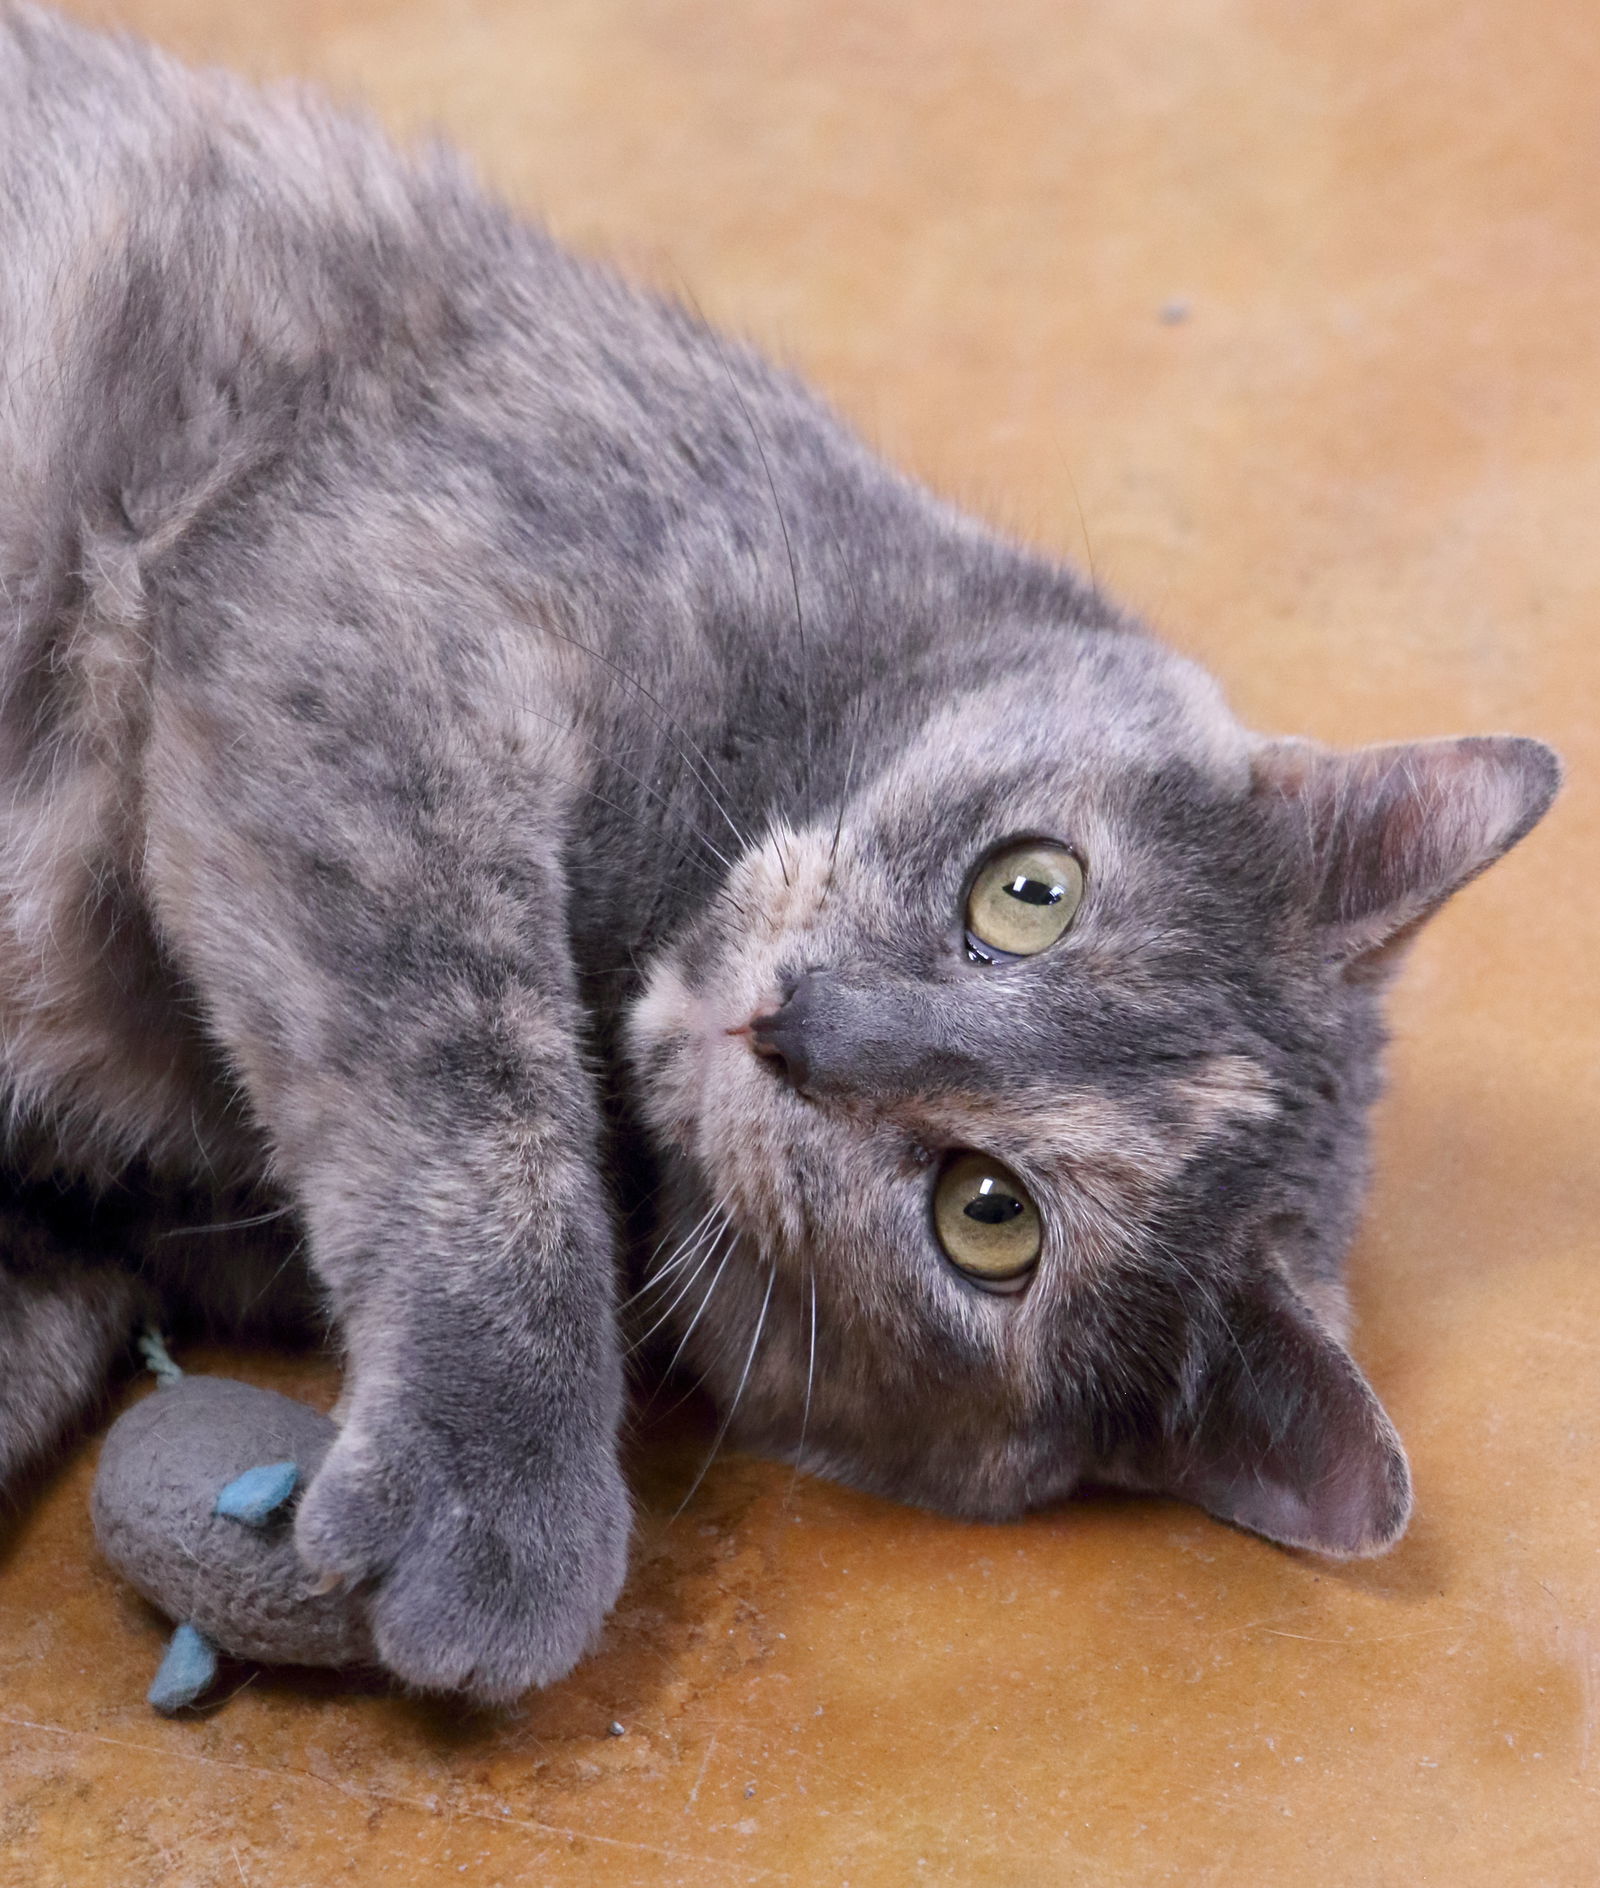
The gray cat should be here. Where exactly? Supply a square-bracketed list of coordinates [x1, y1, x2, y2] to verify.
[0, 5, 1559, 1702]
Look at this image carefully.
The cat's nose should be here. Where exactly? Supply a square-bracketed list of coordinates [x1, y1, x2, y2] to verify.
[746, 973, 819, 1091]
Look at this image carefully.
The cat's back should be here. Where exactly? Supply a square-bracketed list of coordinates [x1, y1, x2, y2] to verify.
[0, 4, 478, 305]
[0, 7, 518, 624]
[0, 7, 289, 425]
[0, 6, 189, 229]
[0, 8, 191, 577]
[0, 7, 1090, 779]
[0, 8, 804, 622]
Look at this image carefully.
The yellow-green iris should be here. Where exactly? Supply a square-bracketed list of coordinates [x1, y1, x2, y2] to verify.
[933, 1153, 1042, 1289]
[966, 842, 1084, 958]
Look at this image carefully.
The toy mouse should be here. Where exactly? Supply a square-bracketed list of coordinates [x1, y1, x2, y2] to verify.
[92, 1339, 375, 1711]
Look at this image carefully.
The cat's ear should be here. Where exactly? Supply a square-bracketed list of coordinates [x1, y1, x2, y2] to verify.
[1151, 1274, 1412, 1557]
[1252, 735, 1560, 966]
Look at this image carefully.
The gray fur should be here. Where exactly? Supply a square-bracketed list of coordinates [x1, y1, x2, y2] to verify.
[0, 7, 1560, 1699]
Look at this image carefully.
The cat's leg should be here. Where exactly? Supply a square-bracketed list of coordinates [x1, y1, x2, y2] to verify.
[137, 641, 629, 1702]
[0, 1201, 148, 1496]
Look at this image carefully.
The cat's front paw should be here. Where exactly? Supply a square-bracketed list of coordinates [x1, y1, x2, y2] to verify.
[294, 1420, 630, 1704]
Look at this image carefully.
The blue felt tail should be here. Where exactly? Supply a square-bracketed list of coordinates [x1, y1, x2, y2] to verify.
[148, 1623, 218, 1714]
[214, 1460, 300, 1525]
[137, 1328, 183, 1387]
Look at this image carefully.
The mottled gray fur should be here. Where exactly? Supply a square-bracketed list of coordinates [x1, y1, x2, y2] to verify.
[0, 7, 1559, 1701]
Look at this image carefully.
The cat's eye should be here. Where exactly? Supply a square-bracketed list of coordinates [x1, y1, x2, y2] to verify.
[933, 1153, 1042, 1291]
[965, 842, 1084, 961]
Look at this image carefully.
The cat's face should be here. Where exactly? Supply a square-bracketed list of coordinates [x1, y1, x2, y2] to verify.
[626, 635, 1558, 1556]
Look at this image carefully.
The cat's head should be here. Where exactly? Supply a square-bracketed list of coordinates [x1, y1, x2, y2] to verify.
[625, 631, 1558, 1555]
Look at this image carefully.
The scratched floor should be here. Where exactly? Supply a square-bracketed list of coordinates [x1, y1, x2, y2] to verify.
[4, 2, 1599, 1882]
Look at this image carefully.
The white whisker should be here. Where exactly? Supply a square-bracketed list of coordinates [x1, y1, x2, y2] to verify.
[158, 1205, 294, 1239]
[625, 1211, 730, 1356]
[673, 1261, 776, 1519]
[652, 1225, 737, 1386]
[619, 1202, 720, 1312]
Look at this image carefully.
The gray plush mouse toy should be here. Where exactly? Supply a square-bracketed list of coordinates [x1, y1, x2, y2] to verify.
[92, 1338, 375, 1712]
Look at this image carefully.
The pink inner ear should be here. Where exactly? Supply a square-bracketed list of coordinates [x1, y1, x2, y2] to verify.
[1190, 1423, 1412, 1559]
[1252, 734, 1560, 959]
[1159, 1280, 1414, 1559]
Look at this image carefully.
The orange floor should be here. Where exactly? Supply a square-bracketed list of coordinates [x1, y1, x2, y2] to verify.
[5, 1, 1598, 1882]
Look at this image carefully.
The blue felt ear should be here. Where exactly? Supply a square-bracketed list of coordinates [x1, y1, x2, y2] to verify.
[148, 1622, 218, 1713]
[214, 1461, 300, 1525]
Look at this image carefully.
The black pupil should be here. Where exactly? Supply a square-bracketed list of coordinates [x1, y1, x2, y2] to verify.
[1005, 874, 1062, 908]
[964, 1188, 1024, 1225]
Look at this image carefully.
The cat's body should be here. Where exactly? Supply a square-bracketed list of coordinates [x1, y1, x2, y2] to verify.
[0, 7, 1559, 1701]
